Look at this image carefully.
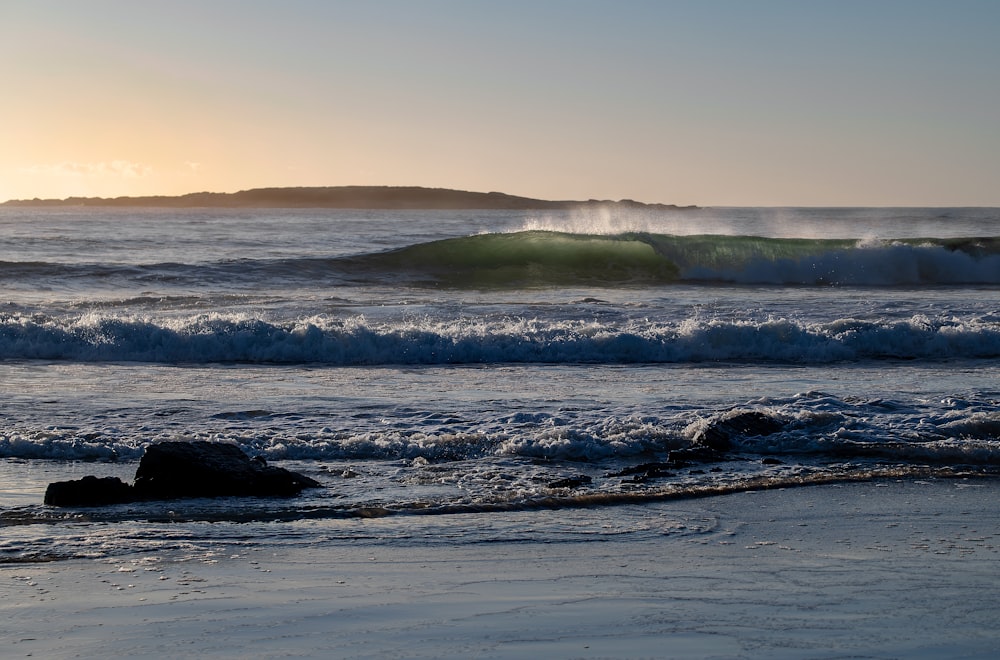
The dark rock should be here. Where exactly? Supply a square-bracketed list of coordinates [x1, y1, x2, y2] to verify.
[606, 462, 677, 482]
[44, 475, 136, 507]
[607, 450, 740, 484]
[761, 457, 784, 465]
[668, 446, 726, 464]
[132, 441, 321, 500]
[624, 470, 676, 484]
[606, 461, 674, 477]
[44, 441, 322, 507]
[691, 410, 786, 452]
[546, 475, 592, 489]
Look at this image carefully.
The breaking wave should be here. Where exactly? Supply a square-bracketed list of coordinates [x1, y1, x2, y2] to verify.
[321, 231, 1000, 287]
[4, 232, 999, 288]
[2, 312, 999, 365]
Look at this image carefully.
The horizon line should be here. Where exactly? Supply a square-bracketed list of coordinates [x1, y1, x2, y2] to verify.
[2, 185, 997, 209]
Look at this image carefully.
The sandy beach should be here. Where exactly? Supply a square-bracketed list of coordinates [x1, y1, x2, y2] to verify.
[5, 478, 998, 659]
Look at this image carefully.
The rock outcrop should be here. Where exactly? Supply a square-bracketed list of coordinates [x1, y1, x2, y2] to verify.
[43, 475, 136, 507]
[44, 441, 321, 507]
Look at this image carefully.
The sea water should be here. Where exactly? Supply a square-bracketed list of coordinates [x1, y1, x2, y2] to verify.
[1, 205, 998, 562]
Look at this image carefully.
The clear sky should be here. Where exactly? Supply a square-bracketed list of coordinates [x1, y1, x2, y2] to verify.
[2, 0, 999, 206]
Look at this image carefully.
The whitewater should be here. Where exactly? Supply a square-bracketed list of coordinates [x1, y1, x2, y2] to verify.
[1, 205, 999, 557]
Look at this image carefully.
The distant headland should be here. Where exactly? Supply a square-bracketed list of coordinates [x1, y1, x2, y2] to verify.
[1, 186, 696, 210]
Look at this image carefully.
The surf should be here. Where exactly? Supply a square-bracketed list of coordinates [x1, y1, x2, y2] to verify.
[286, 231, 1000, 288]
[5, 231, 998, 290]
[2, 312, 998, 365]
[341, 230, 681, 287]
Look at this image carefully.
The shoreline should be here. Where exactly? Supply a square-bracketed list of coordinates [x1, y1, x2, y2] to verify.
[5, 478, 999, 658]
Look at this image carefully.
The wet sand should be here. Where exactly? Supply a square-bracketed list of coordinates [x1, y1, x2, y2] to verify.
[4, 479, 999, 659]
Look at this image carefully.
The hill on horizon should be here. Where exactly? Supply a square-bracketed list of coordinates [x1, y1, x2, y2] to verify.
[1, 186, 694, 210]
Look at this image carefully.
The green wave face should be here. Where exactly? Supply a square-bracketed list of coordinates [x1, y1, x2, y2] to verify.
[343, 231, 1000, 288]
[644, 234, 859, 269]
[361, 231, 681, 287]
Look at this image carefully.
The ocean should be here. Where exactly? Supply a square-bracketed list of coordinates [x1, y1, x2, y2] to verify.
[2, 205, 999, 563]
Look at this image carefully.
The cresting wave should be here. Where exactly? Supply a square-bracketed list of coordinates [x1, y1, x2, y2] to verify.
[225, 231, 1000, 287]
[2, 312, 999, 364]
[4, 232, 1000, 288]
[343, 231, 1000, 286]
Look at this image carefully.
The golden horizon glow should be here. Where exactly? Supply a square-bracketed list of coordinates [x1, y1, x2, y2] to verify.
[3, 1, 999, 207]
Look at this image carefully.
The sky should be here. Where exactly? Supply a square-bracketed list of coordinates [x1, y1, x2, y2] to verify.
[2, 0, 999, 206]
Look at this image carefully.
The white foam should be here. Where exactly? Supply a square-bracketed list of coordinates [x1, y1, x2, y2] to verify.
[2, 312, 999, 365]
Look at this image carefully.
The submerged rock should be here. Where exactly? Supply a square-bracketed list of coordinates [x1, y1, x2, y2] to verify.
[691, 410, 786, 452]
[44, 441, 322, 507]
[546, 475, 593, 489]
[605, 462, 677, 483]
[667, 447, 726, 464]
